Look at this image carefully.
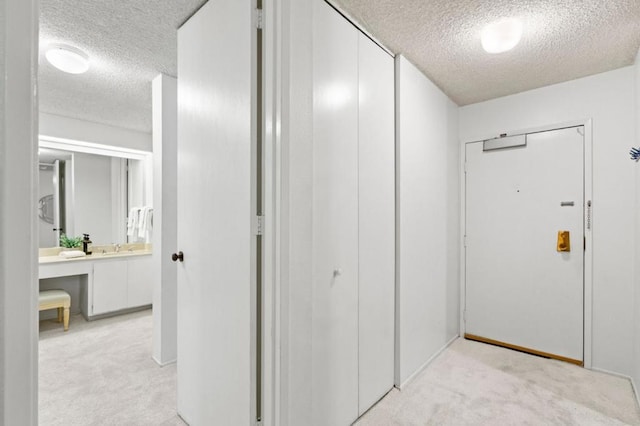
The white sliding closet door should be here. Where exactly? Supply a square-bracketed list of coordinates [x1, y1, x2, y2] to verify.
[312, 1, 360, 424]
[312, 2, 395, 424]
[357, 32, 395, 414]
[176, 0, 255, 424]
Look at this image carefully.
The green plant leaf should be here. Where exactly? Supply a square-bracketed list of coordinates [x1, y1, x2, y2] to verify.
[59, 233, 83, 248]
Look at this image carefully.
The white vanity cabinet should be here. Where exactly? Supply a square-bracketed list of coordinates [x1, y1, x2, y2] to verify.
[126, 255, 153, 308]
[40, 251, 153, 319]
[89, 255, 153, 316]
[91, 259, 128, 315]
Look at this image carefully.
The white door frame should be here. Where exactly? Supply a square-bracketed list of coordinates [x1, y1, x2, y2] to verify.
[261, 0, 278, 424]
[3, 1, 280, 424]
[1, 0, 39, 424]
[459, 119, 594, 369]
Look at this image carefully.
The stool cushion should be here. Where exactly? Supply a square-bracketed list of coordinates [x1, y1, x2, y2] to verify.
[39, 289, 71, 309]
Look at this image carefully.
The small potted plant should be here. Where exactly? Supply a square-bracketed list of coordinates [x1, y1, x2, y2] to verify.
[59, 234, 83, 250]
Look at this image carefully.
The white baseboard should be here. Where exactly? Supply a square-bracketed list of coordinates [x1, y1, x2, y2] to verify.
[591, 367, 640, 409]
[152, 355, 177, 367]
[631, 376, 640, 410]
[398, 335, 459, 390]
[591, 366, 632, 379]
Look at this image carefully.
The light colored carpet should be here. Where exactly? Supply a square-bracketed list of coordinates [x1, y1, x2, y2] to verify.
[357, 338, 640, 426]
[39, 309, 185, 426]
[41, 316, 640, 425]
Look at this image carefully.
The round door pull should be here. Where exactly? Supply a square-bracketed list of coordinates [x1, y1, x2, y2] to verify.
[171, 251, 184, 262]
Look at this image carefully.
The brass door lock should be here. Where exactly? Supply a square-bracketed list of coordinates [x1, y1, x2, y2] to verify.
[557, 231, 570, 252]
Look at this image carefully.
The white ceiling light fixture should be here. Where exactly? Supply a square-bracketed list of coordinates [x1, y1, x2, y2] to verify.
[45, 43, 90, 74]
[481, 18, 523, 54]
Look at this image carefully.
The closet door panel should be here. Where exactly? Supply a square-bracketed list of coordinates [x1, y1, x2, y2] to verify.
[357, 33, 396, 414]
[312, 2, 359, 425]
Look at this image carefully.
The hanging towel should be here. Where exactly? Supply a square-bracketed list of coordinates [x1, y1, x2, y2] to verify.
[127, 207, 141, 237]
[138, 207, 153, 239]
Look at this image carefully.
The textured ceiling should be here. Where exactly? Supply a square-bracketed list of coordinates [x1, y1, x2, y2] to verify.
[330, 0, 640, 105]
[40, 1, 640, 132]
[39, 0, 206, 133]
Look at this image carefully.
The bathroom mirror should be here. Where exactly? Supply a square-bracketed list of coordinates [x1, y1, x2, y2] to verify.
[38, 141, 152, 249]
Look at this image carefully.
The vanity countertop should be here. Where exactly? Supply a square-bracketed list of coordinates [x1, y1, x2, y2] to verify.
[39, 244, 152, 265]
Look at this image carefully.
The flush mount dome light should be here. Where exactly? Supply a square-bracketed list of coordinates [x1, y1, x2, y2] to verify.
[45, 43, 90, 74]
[481, 18, 523, 54]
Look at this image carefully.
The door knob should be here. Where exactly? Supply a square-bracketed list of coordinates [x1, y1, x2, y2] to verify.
[171, 251, 184, 262]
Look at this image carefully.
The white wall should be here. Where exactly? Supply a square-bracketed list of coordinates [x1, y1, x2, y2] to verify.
[73, 152, 114, 245]
[40, 112, 152, 152]
[127, 157, 153, 211]
[460, 66, 636, 377]
[395, 55, 460, 386]
[1, 0, 39, 424]
[128, 159, 145, 208]
[151, 74, 177, 365]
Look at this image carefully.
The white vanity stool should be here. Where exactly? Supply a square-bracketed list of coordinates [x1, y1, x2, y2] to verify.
[39, 289, 71, 331]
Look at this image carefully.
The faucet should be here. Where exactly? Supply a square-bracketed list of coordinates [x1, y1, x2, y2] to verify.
[113, 243, 121, 253]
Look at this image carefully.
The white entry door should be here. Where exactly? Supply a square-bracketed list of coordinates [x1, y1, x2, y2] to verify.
[465, 127, 584, 364]
[176, 0, 256, 424]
